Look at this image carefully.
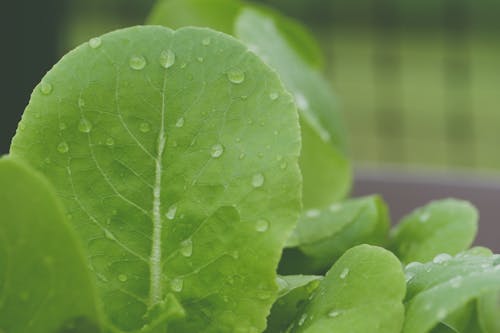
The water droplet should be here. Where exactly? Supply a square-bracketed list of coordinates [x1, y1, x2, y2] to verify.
[239, 153, 246, 160]
[276, 276, 288, 290]
[118, 274, 128, 282]
[57, 142, 69, 154]
[405, 262, 422, 270]
[227, 69, 245, 84]
[175, 117, 185, 128]
[319, 130, 331, 142]
[252, 173, 265, 188]
[405, 271, 416, 283]
[306, 209, 321, 218]
[78, 118, 92, 133]
[170, 278, 183, 292]
[59, 122, 67, 131]
[329, 204, 341, 212]
[40, 82, 53, 95]
[139, 122, 151, 133]
[180, 63, 187, 69]
[166, 204, 177, 220]
[18, 123, 26, 131]
[197, 57, 204, 63]
[78, 97, 85, 108]
[437, 308, 447, 320]
[433, 253, 452, 264]
[44, 157, 51, 164]
[340, 268, 349, 279]
[159, 50, 175, 69]
[129, 55, 147, 70]
[294, 92, 309, 110]
[202, 37, 211, 46]
[180, 238, 193, 257]
[257, 291, 271, 300]
[104, 229, 116, 241]
[298, 314, 307, 326]
[89, 37, 102, 49]
[256, 219, 269, 233]
[419, 212, 430, 223]
[269, 92, 279, 101]
[106, 138, 115, 146]
[328, 310, 341, 318]
[211, 144, 224, 158]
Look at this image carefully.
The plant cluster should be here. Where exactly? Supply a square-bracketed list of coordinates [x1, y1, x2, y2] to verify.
[1, 1, 499, 332]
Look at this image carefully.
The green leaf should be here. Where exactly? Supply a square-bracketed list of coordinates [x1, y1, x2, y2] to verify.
[288, 245, 406, 333]
[10, 26, 302, 332]
[390, 199, 478, 264]
[235, 8, 351, 208]
[0, 157, 102, 333]
[279, 196, 389, 274]
[148, 0, 351, 208]
[265, 275, 322, 333]
[478, 291, 500, 333]
[403, 253, 500, 333]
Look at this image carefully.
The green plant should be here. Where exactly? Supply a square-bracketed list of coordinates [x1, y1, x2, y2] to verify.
[1, 1, 499, 333]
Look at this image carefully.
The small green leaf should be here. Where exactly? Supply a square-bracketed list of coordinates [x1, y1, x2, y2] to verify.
[478, 291, 500, 333]
[11, 26, 301, 332]
[403, 253, 500, 333]
[0, 157, 102, 333]
[265, 275, 322, 333]
[280, 196, 389, 274]
[391, 199, 478, 264]
[288, 245, 406, 333]
[235, 8, 351, 208]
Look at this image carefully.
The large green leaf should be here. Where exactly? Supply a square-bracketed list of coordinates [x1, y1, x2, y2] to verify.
[403, 252, 500, 333]
[148, 0, 351, 208]
[0, 157, 102, 333]
[235, 8, 351, 208]
[288, 245, 406, 333]
[265, 275, 322, 333]
[390, 199, 478, 264]
[10, 26, 302, 332]
[279, 196, 389, 274]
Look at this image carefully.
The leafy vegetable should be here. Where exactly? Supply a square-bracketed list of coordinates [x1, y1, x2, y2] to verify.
[10, 26, 302, 332]
[404, 252, 500, 333]
[280, 195, 389, 274]
[265, 275, 322, 333]
[391, 199, 478, 264]
[0, 157, 102, 333]
[148, 0, 351, 208]
[288, 245, 406, 333]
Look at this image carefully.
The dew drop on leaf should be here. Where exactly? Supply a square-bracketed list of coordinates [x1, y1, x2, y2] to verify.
[170, 278, 183, 292]
[129, 55, 147, 70]
[105, 138, 115, 146]
[294, 92, 309, 110]
[305, 209, 321, 218]
[175, 117, 185, 128]
[139, 122, 151, 133]
[280, 162, 288, 170]
[255, 219, 269, 233]
[78, 118, 92, 133]
[419, 212, 431, 223]
[202, 37, 211, 46]
[180, 238, 193, 257]
[211, 144, 224, 158]
[59, 122, 67, 131]
[166, 204, 177, 220]
[328, 310, 341, 318]
[340, 268, 349, 279]
[197, 57, 204, 63]
[298, 314, 308, 326]
[239, 153, 246, 160]
[269, 92, 279, 101]
[433, 253, 452, 264]
[118, 274, 128, 282]
[40, 82, 53, 95]
[88, 37, 102, 49]
[227, 69, 245, 84]
[252, 173, 265, 188]
[159, 49, 175, 69]
[57, 142, 69, 154]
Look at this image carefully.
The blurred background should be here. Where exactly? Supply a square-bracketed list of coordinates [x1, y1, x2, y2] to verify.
[5, 0, 500, 171]
[3, 1, 500, 249]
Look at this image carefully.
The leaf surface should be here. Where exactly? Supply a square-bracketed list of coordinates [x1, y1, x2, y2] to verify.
[403, 252, 500, 333]
[288, 245, 406, 333]
[391, 199, 478, 264]
[280, 196, 389, 274]
[235, 8, 351, 208]
[265, 275, 322, 333]
[10, 26, 301, 333]
[0, 157, 102, 333]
